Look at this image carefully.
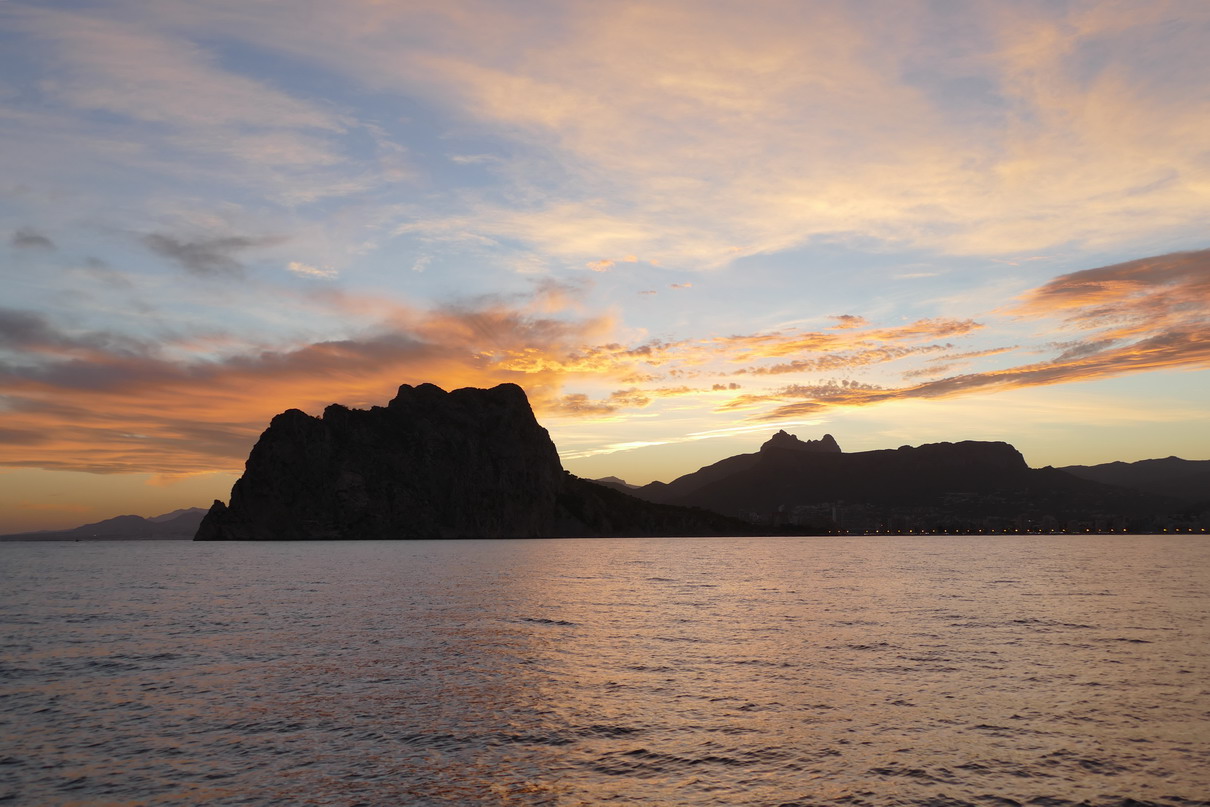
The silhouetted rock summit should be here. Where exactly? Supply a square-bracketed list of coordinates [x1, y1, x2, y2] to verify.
[760, 430, 841, 453]
[195, 383, 746, 540]
[592, 475, 639, 491]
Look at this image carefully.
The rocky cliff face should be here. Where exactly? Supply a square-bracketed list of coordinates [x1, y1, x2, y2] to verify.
[196, 383, 746, 540]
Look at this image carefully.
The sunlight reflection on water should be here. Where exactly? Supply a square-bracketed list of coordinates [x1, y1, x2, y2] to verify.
[2, 536, 1208, 806]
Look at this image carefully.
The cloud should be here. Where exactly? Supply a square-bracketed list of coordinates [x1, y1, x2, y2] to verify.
[670, 283, 692, 290]
[0, 427, 50, 446]
[0, 1, 408, 254]
[0, 308, 73, 350]
[831, 315, 867, 329]
[585, 259, 614, 272]
[522, 382, 725, 422]
[927, 346, 1020, 362]
[902, 364, 955, 380]
[608, 388, 651, 409]
[287, 261, 338, 280]
[10, 227, 55, 250]
[714, 318, 982, 365]
[726, 249, 1210, 420]
[7, 0, 1205, 288]
[1051, 339, 1119, 362]
[11, 6, 340, 131]
[551, 393, 616, 417]
[744, 327, 1210, 421]
[1009, 248, 1210, 334]
[0, 307, 150, 356]
[738, 343, 954, 376]
[142, 232, 277, 277]
[77, 256, 135, 290]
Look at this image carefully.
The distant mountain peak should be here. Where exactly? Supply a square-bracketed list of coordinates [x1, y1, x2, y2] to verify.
[760, 430, 842, 454]
[148, 507, 207, 523]
[594, 476, 637, 489]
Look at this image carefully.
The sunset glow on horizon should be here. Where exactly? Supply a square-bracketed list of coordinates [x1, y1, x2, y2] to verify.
[2, 0, 1209, 532]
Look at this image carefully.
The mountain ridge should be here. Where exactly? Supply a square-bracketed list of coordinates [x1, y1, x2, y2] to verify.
[620, 434, 1202, 532]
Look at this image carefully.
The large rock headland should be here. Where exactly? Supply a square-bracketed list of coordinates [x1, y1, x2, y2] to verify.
[195, 383, 745, 540]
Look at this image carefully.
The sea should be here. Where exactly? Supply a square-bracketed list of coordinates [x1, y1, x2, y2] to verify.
[1, 535, 1208, 807]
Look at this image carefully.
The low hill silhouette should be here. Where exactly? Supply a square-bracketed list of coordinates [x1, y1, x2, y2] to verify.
[0, 508, 206, 541]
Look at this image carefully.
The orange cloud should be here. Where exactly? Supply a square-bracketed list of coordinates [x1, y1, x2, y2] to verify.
[727, 250, 1210, 420]
[546, 384, 715, 418]
[744, 330, 1210, 421]
[1010, 248, 1210, 335]
[739, 343, 954, 376]
[0, 292, 623, 474]
[711, 318, 981, 365]
[831, 314, 868, 329]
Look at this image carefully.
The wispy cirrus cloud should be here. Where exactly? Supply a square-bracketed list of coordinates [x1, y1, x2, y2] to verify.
[17, 0, 1196, 274]
[5, 0, 1206, 286]
[280, 0, 1209, 265]
[7, 7, 340, 131]
[0, 1, 404, 234]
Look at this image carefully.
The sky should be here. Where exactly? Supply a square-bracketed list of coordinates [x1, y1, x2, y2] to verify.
[1, 0, 1208, 533]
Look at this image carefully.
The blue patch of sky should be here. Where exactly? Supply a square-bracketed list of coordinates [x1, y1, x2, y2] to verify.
[195, 33, 515, 191]
[0, 31, 51, 103]
[354, 230, 534, 306]
[900, 68, 1008, 131]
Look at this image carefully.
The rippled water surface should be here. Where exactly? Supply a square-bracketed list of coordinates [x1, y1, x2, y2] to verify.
[2, 536, 1209, 806]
